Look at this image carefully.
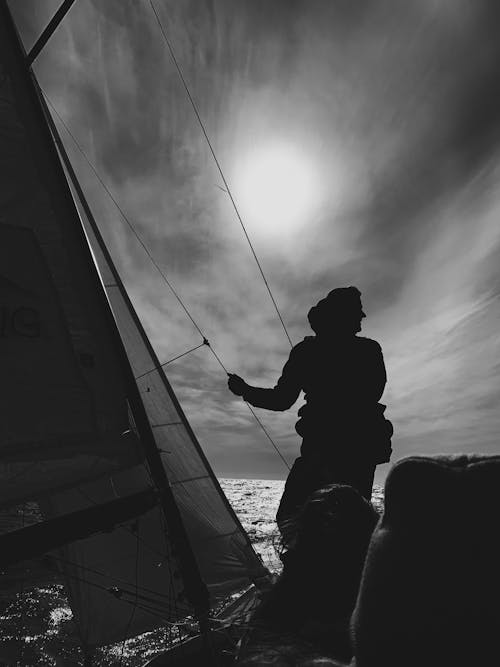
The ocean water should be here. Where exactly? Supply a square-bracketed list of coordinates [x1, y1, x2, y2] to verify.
[0, 479, 384, 665]
[220, 478, 285, 572]
[220, 479, 385, 572]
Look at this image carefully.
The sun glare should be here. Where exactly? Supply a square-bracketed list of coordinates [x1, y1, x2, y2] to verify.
[233, 144, 318, 241]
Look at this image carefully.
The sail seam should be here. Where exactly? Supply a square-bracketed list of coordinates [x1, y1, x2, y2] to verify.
[170, 475, 210, 486]
[189, 529, 239, 545]
[152, 421, 183, 428]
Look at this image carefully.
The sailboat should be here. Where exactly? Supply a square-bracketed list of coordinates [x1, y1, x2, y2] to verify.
[0, 1, 271, 663]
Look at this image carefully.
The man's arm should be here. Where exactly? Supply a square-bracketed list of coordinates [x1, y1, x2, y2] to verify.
[228, 346, 303, 411]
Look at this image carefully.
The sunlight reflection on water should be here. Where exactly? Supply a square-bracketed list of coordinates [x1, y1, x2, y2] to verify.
[220, 478, 384, 572]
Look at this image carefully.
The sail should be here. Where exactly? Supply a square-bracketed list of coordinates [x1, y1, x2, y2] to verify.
[40, 144, 268, 648]
[0, 1, 268, 652]
[0, 47, 143, 510]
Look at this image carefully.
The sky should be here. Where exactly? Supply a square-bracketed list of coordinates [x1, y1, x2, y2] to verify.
[9, 0, 500, 481]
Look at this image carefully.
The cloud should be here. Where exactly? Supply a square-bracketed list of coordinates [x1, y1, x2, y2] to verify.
[15, 0, 500, 478]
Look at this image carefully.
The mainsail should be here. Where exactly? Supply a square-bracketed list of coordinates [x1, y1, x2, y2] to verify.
[0, 0, 268, 657]
[0, 58, 143, 509]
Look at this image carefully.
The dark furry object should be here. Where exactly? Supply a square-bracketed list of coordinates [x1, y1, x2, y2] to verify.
[351, 454, 500, 667]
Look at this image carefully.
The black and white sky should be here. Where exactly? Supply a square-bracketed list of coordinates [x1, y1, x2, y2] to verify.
[11, 0, 500, 480]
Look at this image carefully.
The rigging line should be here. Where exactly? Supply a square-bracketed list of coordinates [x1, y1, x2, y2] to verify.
[54, 552, 215, 626]
[48, 566, 171, 624]
[207, 343, 229, 375]
[71, 482, 206, 616]
[116, 598, 173, 623]
[149, 466, 196, 651]
[47, 554, 190, 609]
[140, 461, 199, 641]
[114, 601, 169, 625]
[73, 486, 168, 563]
[55, 558, 178, 617]
[73, 487, 181, 564]
[43, 92, 290, 473]
[27, 0, 78, 66]
[149, 0, 293, 349]
[245, 402, 291, 471]
[135, 341, 208, 380]
[19, 504, 27, 660]
[119, 532, 140, 667]
[206, 345, 291, 471]
[112, 588, 179, 616]
[204, 344, 290, 470]
[142, 464, 187, 627]
[43, 92, 206, 341]
[120, 597, 196, 624]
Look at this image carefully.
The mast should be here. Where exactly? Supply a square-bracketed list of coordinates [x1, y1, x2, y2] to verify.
[0, 0, 211, 628]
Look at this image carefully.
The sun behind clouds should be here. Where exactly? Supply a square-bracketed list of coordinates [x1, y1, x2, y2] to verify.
[232, 142, 320, 241]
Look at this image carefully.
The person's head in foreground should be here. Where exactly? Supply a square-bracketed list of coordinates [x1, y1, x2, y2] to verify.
[247, 485, 378, 665]
[282, 483, 378, 565]
[307, 286, 365, 338]
[351, 454, 500, 667]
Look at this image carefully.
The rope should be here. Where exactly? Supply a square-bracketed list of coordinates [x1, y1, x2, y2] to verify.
[47, 554, 227, 626]
[144, 459, 193, 663]
[52, 554, 259, 631]
[135, 340, 209, 380]
[244, 403, 291, 471]
[27, 0, 78, 66]
[44, 93, 205, 341]
[73, 487, 186, 566]
[149, 0, 293, 349]
[44, 92, 291, 472]
[119, 530, 140, 666]
[47, 563, 171, 624]
[47, 553, 191, 611]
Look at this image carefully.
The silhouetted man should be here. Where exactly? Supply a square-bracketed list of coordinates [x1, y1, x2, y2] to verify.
[228, 286, 392, 530]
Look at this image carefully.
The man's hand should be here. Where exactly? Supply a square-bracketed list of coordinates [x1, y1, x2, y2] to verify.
[228, 373, 247, 397]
